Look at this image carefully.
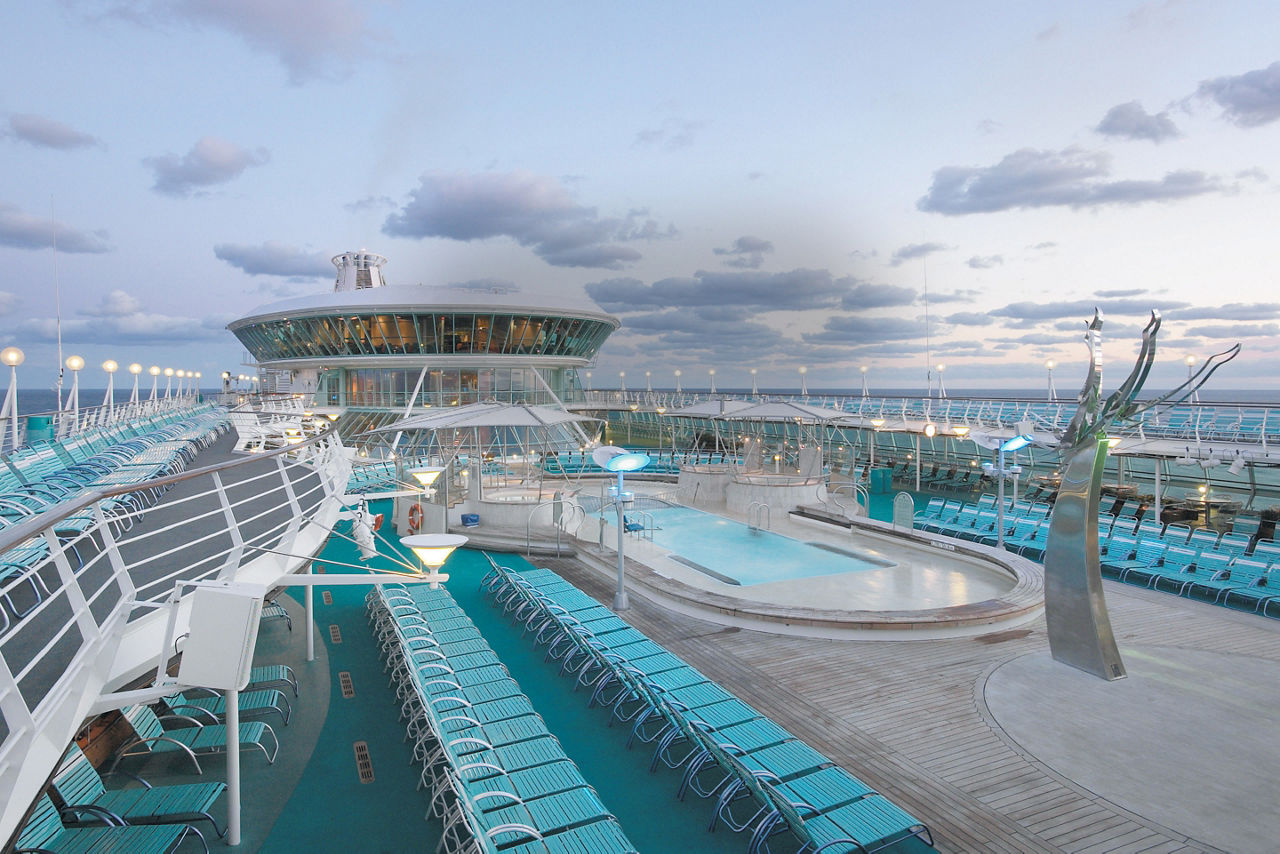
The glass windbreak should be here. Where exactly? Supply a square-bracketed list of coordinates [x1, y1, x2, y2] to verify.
[336, 366, 575, 408]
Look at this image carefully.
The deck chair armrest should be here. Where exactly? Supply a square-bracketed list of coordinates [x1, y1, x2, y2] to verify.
[157, 713, 208, 727]
[439, 714, 483, 729]
[484, 823, 543, 843]
[60, 803, 126, 824]
[164, 705, 221, 725]
[457, 761, 507, 778]
[181, 686, 219, 698]
[446, 736, 493, 751]
[101, 768, 152, 788]
[470, 789, 524, 807]
[115, 736, 203, 772]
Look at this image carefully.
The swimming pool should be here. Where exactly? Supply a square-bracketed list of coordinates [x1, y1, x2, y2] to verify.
[643, 506, 896, 586]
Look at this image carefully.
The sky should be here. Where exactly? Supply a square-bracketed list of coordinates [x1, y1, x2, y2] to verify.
[4, 1, 1280, 396]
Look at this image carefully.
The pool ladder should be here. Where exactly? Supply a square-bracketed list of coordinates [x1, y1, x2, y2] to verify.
[747, 501, 772, 531]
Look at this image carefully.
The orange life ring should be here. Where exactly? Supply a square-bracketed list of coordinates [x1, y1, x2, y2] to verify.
[407, 503, 423, 532]
[372, 513, 384, 532]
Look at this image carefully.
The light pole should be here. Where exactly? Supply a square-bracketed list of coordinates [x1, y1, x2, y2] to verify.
[410, 465, 448, 534]
[750, 368, 758, 396]
[983, 433, 1032, 549]
[1185, 354, 1198, 402]
[401, 533, 468, 589]
[129, 363, 143, 405]
[917, 422, 936, 490]
[619, 371, 626, 394]
[645, 370, 652, 393]
[102, 360, 118, 417]
[708, 369, 716, 394]
[860, 365, 869, 398]
[163, 367, 174, 398]
[149, 366, 161, 400]
[799, 365, 808, 396]
[0, 347, 23, 452]
[585, 371, 592, 392]
[65, 355, 84, 423]
[869, 418, 885, 468]
[592, 446, 651, 610]
[674, 369, 682, 394]
[936, 364, 947, 399]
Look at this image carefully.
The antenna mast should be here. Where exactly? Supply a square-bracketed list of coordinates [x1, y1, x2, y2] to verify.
[52, 198, 64, 410]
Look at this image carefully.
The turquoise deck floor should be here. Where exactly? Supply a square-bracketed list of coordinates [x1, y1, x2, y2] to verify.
[260, 502, 747, 852]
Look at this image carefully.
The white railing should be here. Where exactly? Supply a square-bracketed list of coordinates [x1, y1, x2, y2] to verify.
[0, 428, 350, 844]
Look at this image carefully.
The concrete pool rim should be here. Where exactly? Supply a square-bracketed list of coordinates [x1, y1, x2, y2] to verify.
[577, 509, 1046, 637]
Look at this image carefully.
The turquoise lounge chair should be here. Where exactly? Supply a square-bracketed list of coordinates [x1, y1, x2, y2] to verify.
[17, 793, 205, 854]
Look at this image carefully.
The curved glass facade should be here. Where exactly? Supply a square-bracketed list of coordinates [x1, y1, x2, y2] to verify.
[316, 365, 580, 408]
[231, 311, 615, 362]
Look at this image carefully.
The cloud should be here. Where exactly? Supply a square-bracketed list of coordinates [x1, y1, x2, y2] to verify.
[804, 314, 929, 346]
[81, 290, 142, 317]
[0, 292, 19, 315]
[839, 283, 916, 309]
[214, 241, 332, 278]
[16, 289, 229, 344]
[611, 310, 788, 357]
[585, 269, 855, 313]
[990, 297, 1189, 323]
[967, 255, 1003, 269]
[1095, 101, 1180, 143]
[944, 312, 995, 326]
[1190, 323, 1279, 338]
[6, 114, 101, 149]
[1196, 60, 1280, 128]
[1095, 288, 1147, 298]
[1029, 241, 1057, 250]
[344, 195, 396, 213]
[0, 203, 112, 253]
[928, 289, 980, 304]
[144, 136, 269, 197]
[383, 171, 671, 269]
[1171, 303, 1280, 321]
[633, 118, 706, 150]
[713, 235, 774, 269]
[170, 0, 378, 84]
[917, 147, 1225, 214]
[890, 242, 949, 266]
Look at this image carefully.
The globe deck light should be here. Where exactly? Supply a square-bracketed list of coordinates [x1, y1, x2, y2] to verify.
[592, 446, 652, 610]
[401, 533, 468, 589]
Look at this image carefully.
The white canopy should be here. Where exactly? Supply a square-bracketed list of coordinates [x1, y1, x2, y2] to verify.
[364, 402, 601, 433]
[714, 400, 851, 423]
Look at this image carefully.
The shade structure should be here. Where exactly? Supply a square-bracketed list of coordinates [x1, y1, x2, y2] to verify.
[713, 400, 850, 423]
[663, 399, 757, 418]
[363, 401, 601, 434]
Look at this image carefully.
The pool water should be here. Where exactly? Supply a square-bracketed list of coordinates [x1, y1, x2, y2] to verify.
[643, 506, 896, 586]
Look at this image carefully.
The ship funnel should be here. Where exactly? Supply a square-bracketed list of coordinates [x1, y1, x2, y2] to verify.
[332, 250, 388, 292]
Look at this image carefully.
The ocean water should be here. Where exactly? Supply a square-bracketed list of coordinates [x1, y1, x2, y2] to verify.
[14, 388, 215, 417]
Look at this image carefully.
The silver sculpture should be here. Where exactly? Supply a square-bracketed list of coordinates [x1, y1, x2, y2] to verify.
[1044, 310, 1237, 680]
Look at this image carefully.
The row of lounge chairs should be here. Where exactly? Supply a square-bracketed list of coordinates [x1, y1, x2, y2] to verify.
[0, 407, 230, 627]
[367, 582, 638, 852]
[478, 555, 935, 854]
[13, 623, 297, 851]
[914, 492, 1280, 616]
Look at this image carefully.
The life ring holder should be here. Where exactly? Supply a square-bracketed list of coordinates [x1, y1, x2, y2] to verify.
[408, 503, 423, 532]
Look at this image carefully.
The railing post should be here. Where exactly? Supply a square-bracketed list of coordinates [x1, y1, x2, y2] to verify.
[212, 471, 246, 580]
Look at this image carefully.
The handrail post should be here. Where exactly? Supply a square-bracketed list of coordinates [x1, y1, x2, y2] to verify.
[212, 471, 245, 580]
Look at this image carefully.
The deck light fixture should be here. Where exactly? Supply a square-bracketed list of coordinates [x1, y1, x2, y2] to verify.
[798, 366, 807, 396]
[750, 368, 758, 396]
[102, 360, 118, 414]
[619, 371, 626, 393]
[859, 365, 869, 397]
[0, 347, 22, 452]
[986, 433, 1035, 547]
[674, 369, 682, 393]
[1045, 360, 1057, 401]
[401, 533, 468, 589]
[128, 363, 143, 405]
[935, 364, 947, 399]
[163, 367, 174, 398]
[592, 446, 651, 610]
[65, 355, 84, 419]
[709, 369, 716, 394]
[645, 370, 651, 392]
[148, 365, 161, 400]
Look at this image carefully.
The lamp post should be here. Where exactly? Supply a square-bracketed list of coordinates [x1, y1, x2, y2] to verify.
[750, 368, 758, 396]
[149, 366, 160, 400]
[410, 465, 448, 533]
[401, 533, 468, 589]
[917, 422, 936, 490]
[584, 371, 592, 392]
[983, 433, 1033, 549]
[1185, 354, 1198, 402]
[860, 365, 869, 398]
[163, 367, 174, 398]
[65, 355, 84, 423]
[936, 364, 946, 399]
[592, 446, 651, 610]
[176, 370, 186, 398]
[194, 371, 202, 399]
[102, 360, 118, 417]
[129, 363, 143, 405]
[869, 418, 885, 468]
[645, 370, 652, 393]
[674, 369, 682, 394]
[0, 347, 23, 453]
[619, 371, 626, 394]
[1045, 359, 1057, 401]
[707, 369, 715, 394]
[798, 365, 808, 397]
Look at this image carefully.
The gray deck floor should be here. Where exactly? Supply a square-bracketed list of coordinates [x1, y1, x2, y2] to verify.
[541, 552, 1280, 853]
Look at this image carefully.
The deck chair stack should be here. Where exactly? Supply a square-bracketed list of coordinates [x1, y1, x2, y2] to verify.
[366, 583, 638, 853]
[15, 792, 207, 853]
[479, 555, 935, 854]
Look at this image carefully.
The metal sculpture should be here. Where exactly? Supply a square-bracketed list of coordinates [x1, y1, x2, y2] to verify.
[1044, 310, 1237, 680]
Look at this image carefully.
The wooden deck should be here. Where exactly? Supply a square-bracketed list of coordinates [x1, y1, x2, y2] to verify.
[541, 553, 1280, 853]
